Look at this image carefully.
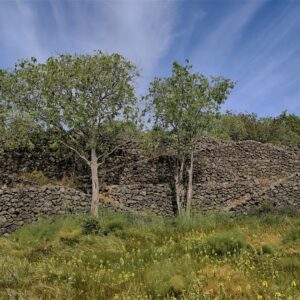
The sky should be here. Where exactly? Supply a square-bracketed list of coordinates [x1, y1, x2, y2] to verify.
[0, 0, 299, 117]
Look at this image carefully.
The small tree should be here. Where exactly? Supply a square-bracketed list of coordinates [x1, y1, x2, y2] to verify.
[0, 51, 139, 216]
[144, 61, 235, 216]
[0, 71, 38, 154]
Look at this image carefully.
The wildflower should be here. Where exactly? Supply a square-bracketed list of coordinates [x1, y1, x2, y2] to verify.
[291, 280, 297, 287]
[257, 295, 263, 300]
[262, 280, 268, 288]
[120, 257, 125, 266]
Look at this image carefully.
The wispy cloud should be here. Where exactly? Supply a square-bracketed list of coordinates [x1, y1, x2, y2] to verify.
[190, 0, 265, 74]
[225, 2, 300, 115]
[0, 1, 47, 63]
[0, 0, 178, 85]
[0, 0, 299, 116]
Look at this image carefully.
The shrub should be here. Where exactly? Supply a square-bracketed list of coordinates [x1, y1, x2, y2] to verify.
[58, 229, 81, 246]
[144, 255, 194, 298]
[261, 243, 279, 255]
[104, 218, 130, 235]
[283, 226, 300, 243]
[81, 217, 101, 235]
[207, 232, 246, 256]
[20, 170, 53, 186]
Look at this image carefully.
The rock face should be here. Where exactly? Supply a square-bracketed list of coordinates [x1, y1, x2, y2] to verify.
[0, 137, 300, 234]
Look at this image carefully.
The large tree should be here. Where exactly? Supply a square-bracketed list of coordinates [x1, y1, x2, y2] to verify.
[0, 51, 139, 216]
[144, 61, 235, 216]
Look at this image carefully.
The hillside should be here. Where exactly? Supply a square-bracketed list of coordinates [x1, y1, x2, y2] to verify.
[0, 212, 300, 299]
[0, 137, 300, 234]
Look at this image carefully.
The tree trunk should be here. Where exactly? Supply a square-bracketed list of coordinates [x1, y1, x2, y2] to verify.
[186, 151, 194, 216]
[175, 155, 185, 217]
[90, 148, 99, 216]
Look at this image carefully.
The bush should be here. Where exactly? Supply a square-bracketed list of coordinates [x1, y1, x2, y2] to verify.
[104, 220, 127, 234]
[283, 226, 300, 243]
[20, 170, 53, 186]
[81, 217, 101, 235]
[261, 243, 279, 255]
[58, 229, 81, 246]
[248, 200, 276, 216]
[207, 232, 246, 256]
[104, 218, 130, 235]
[144, 255, 194, 298]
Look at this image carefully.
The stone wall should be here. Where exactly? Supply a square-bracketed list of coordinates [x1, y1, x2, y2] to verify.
[0, 137, 300, 234]
[0, 186, 90, 235]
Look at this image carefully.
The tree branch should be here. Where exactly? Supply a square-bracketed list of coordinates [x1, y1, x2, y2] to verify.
[97, 139, 133, 166]
[60, 140, 90, 166]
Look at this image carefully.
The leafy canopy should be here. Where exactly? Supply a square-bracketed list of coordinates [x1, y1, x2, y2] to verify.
[0, 51, 139, 160]
[144, 61, 235, 152]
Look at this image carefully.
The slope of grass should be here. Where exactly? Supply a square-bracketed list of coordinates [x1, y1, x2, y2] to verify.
[0, 211, 300, 299]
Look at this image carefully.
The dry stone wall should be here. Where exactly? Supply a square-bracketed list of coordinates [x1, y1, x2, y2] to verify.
[0, 137, 300, 234]
[0, 186, 90, 235]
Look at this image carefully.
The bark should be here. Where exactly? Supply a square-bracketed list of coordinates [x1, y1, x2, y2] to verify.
[186, 150, 194, 216]
[90, 148, 99, 216]
[175, 155, 185, 217]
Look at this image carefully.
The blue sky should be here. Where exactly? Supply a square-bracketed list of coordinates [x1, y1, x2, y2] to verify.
[0, 0, 299, 117]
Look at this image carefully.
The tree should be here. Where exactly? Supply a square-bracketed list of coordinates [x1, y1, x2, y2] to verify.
[0, 70, 39, 153]
[210, 111, 248, 141]
[0, 51, 139, 216]
[144, 61, 235, 216]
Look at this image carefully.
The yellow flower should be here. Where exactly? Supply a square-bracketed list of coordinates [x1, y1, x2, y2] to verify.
[257, 295, 263, 300]
[291, 280, 297, 287]
[262, 280, 268, 288]
[120, 257, 125, 266]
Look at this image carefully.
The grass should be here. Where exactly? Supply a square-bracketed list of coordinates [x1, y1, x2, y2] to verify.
[0, 211, 300, 299]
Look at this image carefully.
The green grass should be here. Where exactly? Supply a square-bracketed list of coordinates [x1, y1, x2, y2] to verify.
[0, 211, 300, 299]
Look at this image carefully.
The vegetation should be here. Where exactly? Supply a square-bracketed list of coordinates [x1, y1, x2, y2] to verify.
[1, 51, 299, 217]
[211, 111, 300, 147]
[0, 211, 300, 299]
[0, 51, 139, 216]
[144, 61, 235, 216]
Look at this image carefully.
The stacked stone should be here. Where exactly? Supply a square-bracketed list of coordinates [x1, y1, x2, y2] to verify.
[0, 186, 90, 235]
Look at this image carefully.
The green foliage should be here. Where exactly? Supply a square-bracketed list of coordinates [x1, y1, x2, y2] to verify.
[81, 217, 101, 235]
[20, 170, 54, 186]
[211, 110, 300, 146]
[172, 212, 232, 233]
[283, 225, 300, 243]
[207, 231, 246, 256]
[58, 228, 81, 246]
[11, 216, 83, 247]
[1, 212, 300, 299]
[261, 243, 279, 255]
[1, 51, 140, 215]
[144, 60, 235, 153]
[144, 60, 235, 216]
[277, 256, 300, 274]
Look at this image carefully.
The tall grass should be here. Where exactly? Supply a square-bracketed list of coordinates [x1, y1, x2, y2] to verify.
[0, 211, 299, 299]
